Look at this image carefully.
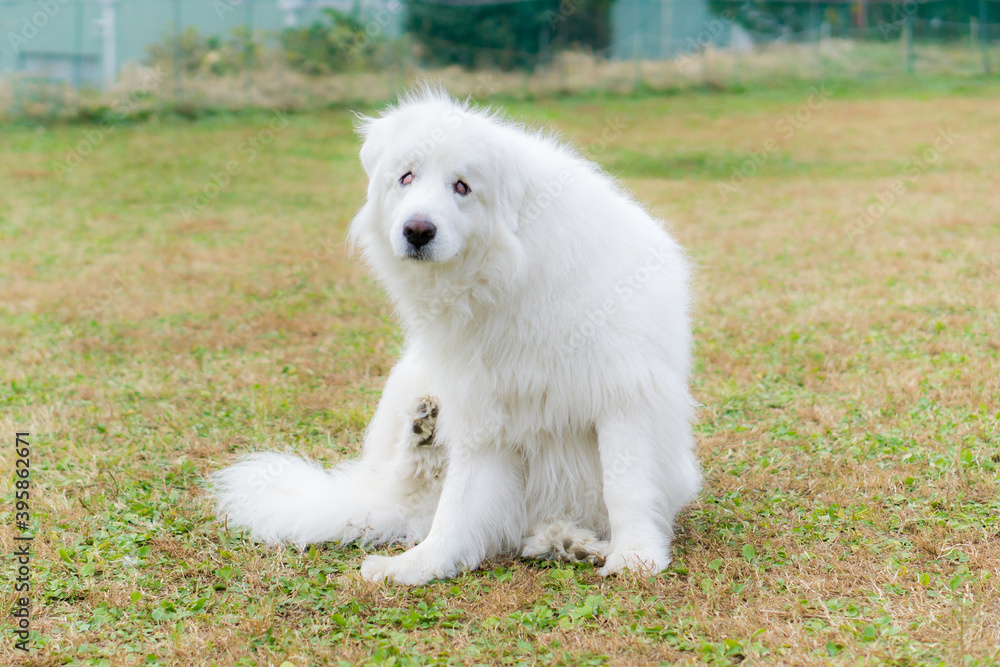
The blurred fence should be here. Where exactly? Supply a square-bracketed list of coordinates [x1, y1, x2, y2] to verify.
[0, 0, 998, 119]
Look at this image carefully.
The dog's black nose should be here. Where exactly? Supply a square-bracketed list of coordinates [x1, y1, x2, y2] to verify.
[403, 219, 436, 248]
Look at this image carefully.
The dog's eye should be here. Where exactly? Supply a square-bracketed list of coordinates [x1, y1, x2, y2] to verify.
[400, 171, 414, 186]
[453, 180, 470, 196]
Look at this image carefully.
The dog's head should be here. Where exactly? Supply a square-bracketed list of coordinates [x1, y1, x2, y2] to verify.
[350, 92, 528, 269]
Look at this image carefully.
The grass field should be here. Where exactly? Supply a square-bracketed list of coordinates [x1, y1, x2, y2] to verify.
[2, 80, 999, 666]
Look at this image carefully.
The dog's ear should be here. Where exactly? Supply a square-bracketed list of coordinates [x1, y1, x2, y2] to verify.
[356, 114, 391, 177]
[490, 147, 530, 234]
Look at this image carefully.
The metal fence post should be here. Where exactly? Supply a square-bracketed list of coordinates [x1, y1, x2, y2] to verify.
[904, 12, 914, 74]
[810, 0, 820, 79]
[632, 0, 643, 92]
[174, 0, 183, 101]
[74, 0, 84, 88]
[539, 23, 550, 68]
[245, 0, 255, 103]
[100, 0, 117, 89]
[981, 0, 992, 74]
[732, 24, 742, 86]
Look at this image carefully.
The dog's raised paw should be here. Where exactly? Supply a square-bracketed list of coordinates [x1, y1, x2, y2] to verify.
[408, 397, 439, 447]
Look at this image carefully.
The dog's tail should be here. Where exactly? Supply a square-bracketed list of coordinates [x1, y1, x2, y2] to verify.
[209, 452, 416, 549]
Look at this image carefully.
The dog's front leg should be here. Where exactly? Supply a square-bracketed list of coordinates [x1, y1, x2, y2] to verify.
[361, 443, 524, 585]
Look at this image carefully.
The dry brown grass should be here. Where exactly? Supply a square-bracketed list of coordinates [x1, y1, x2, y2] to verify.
[3, 38, 998, 121]
[1, 83, 998, 665]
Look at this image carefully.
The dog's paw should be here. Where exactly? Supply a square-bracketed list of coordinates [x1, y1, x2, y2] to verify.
[521, 521, 609, 566]
[360, 550, 454, 586]
[598, 548, 668, 577]
[552, 536, 608, 566]
[408, 397, 439, 448]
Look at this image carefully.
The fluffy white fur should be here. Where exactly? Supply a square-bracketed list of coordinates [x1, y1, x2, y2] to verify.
[212, 89, 701, 585]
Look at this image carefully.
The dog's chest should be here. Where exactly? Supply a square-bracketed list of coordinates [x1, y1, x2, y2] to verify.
[430, 345, 588, 443]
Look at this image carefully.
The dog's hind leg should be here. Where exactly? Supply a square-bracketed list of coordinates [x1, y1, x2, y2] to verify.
[521, 521, 610, 566]
[211, 351, 444, 549]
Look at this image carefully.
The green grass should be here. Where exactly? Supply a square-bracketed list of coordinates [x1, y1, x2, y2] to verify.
[1, 81, 999, 665]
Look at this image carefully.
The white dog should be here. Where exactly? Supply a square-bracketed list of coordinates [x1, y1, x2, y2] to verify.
[212, 90, 700, 585]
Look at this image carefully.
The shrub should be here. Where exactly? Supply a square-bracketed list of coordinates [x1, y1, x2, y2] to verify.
[404, 0, 614, 71]
[144, 26, 260, 75]
[280, 8, 391, 75]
